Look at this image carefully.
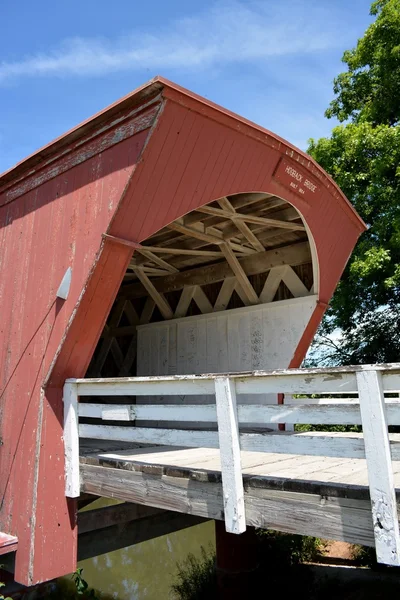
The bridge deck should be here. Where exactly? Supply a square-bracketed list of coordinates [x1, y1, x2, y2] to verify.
[79, 440, 400, 548]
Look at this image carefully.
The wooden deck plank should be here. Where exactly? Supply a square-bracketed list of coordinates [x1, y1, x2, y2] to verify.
[80, 463, 377, 547]
[80, 444, 400, 497]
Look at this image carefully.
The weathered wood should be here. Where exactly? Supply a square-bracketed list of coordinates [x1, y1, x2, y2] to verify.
[63, 382, 80, 498]
[197, 200, 305, 232]
[70, 365, 362, 396]
[1, 102, 160, 205]
[141, 266, 172, 276]
[136, 295, 317, 408]
[282, 266, 310, 297]
[221, 206, 301, 241]
[221, 243, 258, 304]
[80, 445, 400, 496]
[135, 248, 179, 273]
[356, 369, 400, 566]
[123, 299, 140, 326]
[78, 502, 163, 534]
[141, 246, 223, 257]
[133, 268, 173, 319]
[78, 510, 207, 561]
[140, 298, 156, 324]
[168, 221, 223, 246]
[231, 218, 265, 252]
[216, 197, 265, 253]
[78, 400, 400, 426]
[80, 464, 377, 547]
[238, 213, 305, 231]
[78, 423, 400, 460]
[174, 286, 196, 317]
[118, 334, 138, 376]
[214, 278, 237, 311]
[259, 266, 288, 303]
[193, 286, 213, 314]
[93, 298, 126, 374]
[168, 220, 254, 255]
[215, 377, 246, 534]
[121, 242, 311, 298]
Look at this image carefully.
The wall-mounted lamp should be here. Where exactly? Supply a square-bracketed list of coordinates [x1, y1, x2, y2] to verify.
[56, 267, 72, 300]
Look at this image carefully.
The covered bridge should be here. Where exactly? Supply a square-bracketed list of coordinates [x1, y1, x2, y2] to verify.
[3, 77, 398, 591]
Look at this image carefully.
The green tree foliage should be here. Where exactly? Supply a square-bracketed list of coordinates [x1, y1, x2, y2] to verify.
[326, 0, 400, 126]
[308, 0, 400, 365]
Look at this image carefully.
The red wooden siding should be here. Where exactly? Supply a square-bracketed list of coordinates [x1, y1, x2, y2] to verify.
[0, 77, 365, 585]
[111, 95, 363, 308]
[0, 108, 158, 584]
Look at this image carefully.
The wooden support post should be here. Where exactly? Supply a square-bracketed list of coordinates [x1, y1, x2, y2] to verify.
[215, 521, 260, 600]
[356, 368, 400, 566]
[215, 377, 246, 534]
[63, 381, 80, 498]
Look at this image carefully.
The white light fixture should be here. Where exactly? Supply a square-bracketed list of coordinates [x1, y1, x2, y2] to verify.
[56, 267, 72, 300]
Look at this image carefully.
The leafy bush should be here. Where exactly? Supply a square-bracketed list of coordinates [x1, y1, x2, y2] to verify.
[47, 569, 101, 600]
[257, 530, 324, 567]
[171, 547, 216, 600]
[171, 533, 324, 599]
[0, 566, 11, 600]
[0, 582, 11, 600]
[351, 544, 378, 568]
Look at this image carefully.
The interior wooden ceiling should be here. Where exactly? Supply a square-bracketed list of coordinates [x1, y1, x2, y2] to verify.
[126, 193, 308, 281]
[88, 194, 313, 378]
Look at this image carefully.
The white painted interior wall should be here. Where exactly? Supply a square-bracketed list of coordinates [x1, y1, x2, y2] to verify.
[137, 296, 317, 429]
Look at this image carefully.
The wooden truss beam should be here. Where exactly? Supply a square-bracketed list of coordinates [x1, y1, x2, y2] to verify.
[168, 222, 223, 246]
[168, 222, 254, 255]
[122, 242, 311, 299]
[133, 268, 173, 319]
[140, 246, 223, 257]
[220, 207, 302, 242]
[196, 200, 305, 232]
[221, 243, 258, 305]
[135, 248, 179, 273]
[217, 197, 265, 253]
[259, 265, 310, 302]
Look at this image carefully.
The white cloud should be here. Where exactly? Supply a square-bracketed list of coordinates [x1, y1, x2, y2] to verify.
[0, 1, 346, 84]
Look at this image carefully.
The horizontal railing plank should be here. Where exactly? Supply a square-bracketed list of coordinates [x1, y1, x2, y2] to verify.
[72, 373, 358, 396]
[67, 362, 400, 385]
[79, 424, 218, 448]
[79, 424, 400, 460]
[74, 379, 216, 396]
[68, 366, 400, 397]
[79, 400, 400, 426]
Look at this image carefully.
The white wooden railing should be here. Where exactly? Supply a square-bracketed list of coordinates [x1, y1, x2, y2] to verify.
[63, 363, 400, 566]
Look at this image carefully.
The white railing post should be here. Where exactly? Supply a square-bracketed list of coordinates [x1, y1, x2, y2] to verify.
[356, 368, 400, 566]
[214, 377, 246, 534]
[63, 381, 80, 498]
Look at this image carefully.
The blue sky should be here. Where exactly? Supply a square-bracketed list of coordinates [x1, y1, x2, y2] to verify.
[0, 0, 373, 174]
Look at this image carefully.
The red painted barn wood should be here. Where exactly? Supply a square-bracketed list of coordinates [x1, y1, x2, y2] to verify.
[0, 76, 365, 586]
